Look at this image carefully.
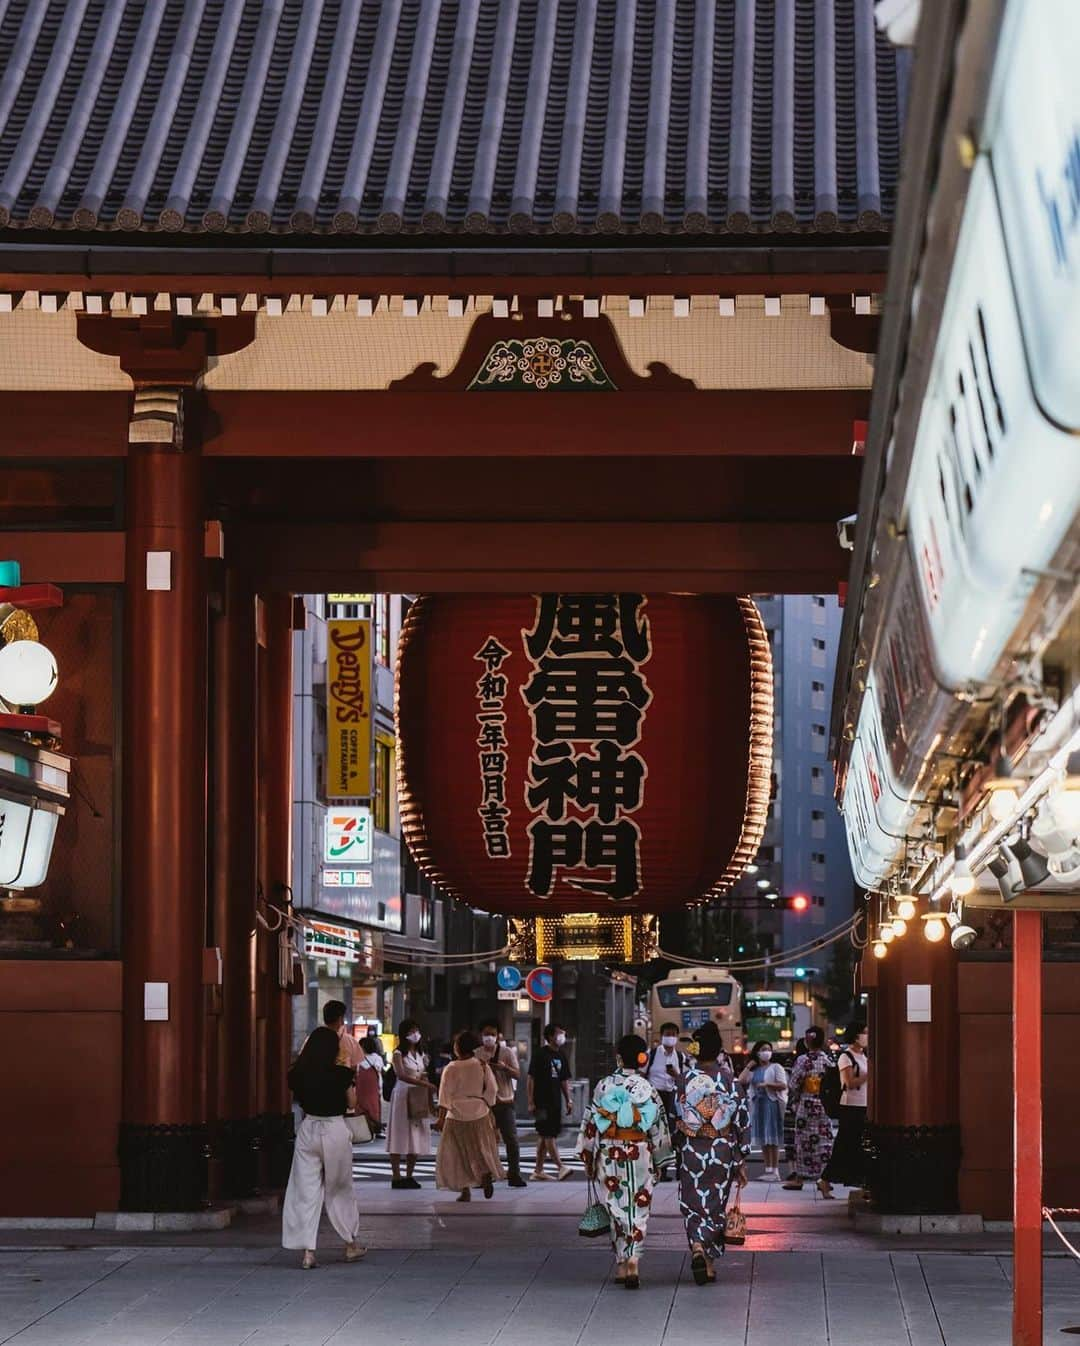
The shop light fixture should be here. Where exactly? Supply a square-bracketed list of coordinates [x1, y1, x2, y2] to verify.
[897, 895, 917, 921]
[950, 841, 975, 898]
[0, 640, 58, 708]
[872, 940, 888, 959]
[890, 916, 908, 937]
[922, 912, 946, 943]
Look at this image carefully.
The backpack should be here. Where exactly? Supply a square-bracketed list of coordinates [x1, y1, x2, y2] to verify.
[382, 1062, 396, 1102]
[819, 1058, 843, 1119]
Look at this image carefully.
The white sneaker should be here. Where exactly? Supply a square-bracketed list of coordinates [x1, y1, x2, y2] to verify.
[556, 1165, 572, 1182]
[532, 1171, 552, 1182]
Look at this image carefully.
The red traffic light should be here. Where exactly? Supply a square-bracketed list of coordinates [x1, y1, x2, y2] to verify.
[789, 893, 810, 913]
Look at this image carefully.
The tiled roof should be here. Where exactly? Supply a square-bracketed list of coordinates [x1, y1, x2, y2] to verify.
[0, 0, 908, 238]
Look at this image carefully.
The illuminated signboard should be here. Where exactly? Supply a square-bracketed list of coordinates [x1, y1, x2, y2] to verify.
[324, 807, 373, 863]
[303, 919, 363, 964]
[322, 868, 374, 888]
[325, 621, 372, 799]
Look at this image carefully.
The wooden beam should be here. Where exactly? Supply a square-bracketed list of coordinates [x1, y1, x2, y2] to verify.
[0, 393, 130, 457]
[228, 520, 847, 593]
[2, 532, 125, 583]
[204, 390, 868, 458]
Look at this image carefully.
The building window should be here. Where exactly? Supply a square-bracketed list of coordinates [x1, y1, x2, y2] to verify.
[812, 596, 827, 607]
[812, 894, 826, 907]
[811, 809, 826, 839]
[374, 735, 395, 832]
[811, 765, 825, 796]
[810, 723, 826, 752]
[374, 593, 391, 667]
[811, 637, 827, 668]
[811, 679, 826, 710]
[419, 894, 436, 940]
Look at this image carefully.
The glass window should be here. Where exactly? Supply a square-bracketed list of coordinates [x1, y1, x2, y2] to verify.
[374, 737, 395, 832]
[374, 594, 391, 668]
[419, 894, 436, 940]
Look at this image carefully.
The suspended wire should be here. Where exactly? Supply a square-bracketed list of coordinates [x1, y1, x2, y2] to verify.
[657, 913, 861, 973]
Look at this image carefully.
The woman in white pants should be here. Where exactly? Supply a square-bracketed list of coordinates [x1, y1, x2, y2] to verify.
[282, 1026, 365, 1269]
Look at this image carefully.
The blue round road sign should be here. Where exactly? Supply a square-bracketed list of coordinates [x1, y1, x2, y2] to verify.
[525, 966, 554, 1002]
[496, 965, 522, 992]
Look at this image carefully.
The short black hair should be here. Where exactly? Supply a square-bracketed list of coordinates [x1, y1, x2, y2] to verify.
[617, 1033, 647, 1068]
[543, 1023, 564, 1042]
[479, 1019, 499, 1033]
[455, 1030, 480, 1056]
[692, 1020, 722, 1060]
[805, 1025, 825, 1048]
[844, 1022, 867, 1043]
[659, 1022, 679, 1035]
[322, 1000, 347, 1027]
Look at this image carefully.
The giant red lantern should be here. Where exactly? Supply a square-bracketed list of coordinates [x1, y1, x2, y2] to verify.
[396, 593, 772, 917]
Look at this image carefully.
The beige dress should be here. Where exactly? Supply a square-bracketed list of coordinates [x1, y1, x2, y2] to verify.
[435, 1057, 506, 1191]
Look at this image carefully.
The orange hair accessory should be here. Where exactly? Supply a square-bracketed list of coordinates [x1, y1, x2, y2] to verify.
[637, 1051, 648, 1066]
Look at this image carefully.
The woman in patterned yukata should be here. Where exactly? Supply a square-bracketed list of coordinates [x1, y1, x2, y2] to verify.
[782, 1025, 836, 1195]
[674, 1022, 749, 1284]
[576, 1033, 670, 1290]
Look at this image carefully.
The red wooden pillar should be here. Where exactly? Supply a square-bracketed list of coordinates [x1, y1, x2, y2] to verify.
[1013, 910, 1043, 1346]
[209, 567, 260, 1197]
[868, 928, 960, 1213]
[258, 591, 297, 1186]
[119, 431, 208, 1210]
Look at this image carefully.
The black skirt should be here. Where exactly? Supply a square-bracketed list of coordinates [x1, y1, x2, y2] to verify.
[823, 1105, 867, 1186]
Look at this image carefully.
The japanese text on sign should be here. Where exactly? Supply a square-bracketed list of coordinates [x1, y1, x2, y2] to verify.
[474, 635, 513, 858]
[520, 594, 652, 901]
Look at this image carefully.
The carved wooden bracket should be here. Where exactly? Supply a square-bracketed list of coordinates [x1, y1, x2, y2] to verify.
[389, 298, 695, 392]
[76, 312, 256, 387]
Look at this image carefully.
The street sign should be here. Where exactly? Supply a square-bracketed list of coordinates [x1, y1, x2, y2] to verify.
[524, 965, 554, 1002]
[496, 965, 522, 992]
[497, 989, 521, 1001]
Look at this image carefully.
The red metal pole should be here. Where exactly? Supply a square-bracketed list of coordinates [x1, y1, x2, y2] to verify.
[1013, 909, 1043, 1346]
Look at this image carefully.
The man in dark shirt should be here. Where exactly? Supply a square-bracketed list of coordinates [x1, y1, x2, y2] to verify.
[527, 1023, 573, 1181]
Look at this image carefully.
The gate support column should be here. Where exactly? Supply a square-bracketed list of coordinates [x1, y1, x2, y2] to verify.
[119, 392, 208, 1210]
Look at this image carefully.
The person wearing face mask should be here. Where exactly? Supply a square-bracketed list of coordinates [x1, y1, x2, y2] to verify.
[386, 1019, 436, 1189]
[737, 1041, 788, 1180]
[642, 1023, 692, 1180]
[822, 1023, 870, 1191]
[477, 1019, 527, 1187]
[527, 1023, 573, 1180]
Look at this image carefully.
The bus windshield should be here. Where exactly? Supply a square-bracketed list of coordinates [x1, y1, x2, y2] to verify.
[656, 983, 733, 1008]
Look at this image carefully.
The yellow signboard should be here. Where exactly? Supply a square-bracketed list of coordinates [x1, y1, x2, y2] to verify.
[326, 619, 372, 798]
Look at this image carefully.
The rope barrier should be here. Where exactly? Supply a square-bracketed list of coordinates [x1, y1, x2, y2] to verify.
[1044, 1208, 1080, 1263]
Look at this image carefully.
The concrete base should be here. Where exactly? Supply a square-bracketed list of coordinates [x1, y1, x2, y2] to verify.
[854, 1209, 984, 1235]
[93, 1206, 236, 1232]
[0, 1217, 95, 1230]
[236, 1194, 281, 1216]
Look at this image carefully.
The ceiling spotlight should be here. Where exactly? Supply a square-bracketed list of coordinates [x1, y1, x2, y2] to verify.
[757, 878, 771, 889]
[988, 846, 1023, 902]
[872, 940, 887, 959]
[950, 842, 975, 898]
[988, 785, 1020, 823]
[1048, 782, 1080, 839]
[897, 895, 917, 922]
[949, 920, 977, 950]
[923, 914, 946, 943]
[1010, 835, 1051, 890]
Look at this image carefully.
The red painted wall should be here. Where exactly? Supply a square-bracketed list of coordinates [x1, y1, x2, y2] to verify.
[959, 962, 1080, 1220]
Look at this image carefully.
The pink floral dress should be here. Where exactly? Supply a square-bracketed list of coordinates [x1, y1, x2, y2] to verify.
[787, 1049, 835, 1180]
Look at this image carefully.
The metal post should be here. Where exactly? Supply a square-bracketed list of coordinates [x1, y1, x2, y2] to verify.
[1013, 909, 1043, 1346]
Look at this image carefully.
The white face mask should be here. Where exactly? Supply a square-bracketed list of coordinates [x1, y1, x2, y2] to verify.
[661, 1035, 678, 1050]
[758, 1049, 773, 1062]
[554, 1033, 566, 1047]
[482, 1034, 497, 1047]
[406, 1032, 421, 1044]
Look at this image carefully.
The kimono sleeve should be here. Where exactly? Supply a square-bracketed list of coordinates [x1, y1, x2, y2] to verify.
[787, 1053, 808, 1098]
[647, 1085, 671, 1153]
[575, 1097, 600, 1159]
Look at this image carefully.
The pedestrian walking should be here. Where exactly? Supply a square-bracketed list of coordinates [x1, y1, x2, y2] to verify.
[822, 1023, 870, 1190]
[527, 1023, 573, 1181]
[281, 1026, 365, 1269]
[782, 1026, 836, 1196]
[477, 1019, 527, 1187]
[738, 1040, 788, 1181]
[641, 1021, 693, 1179]
[674, 1028, 750, 1285]
[386, 1019, 436, 1189]
[434, 1030, 506, 1201]
[576, 1033, 671, 1290]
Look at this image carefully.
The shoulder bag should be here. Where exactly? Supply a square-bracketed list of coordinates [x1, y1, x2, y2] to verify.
[344, 1112, 373, 1144]
[724, 1188, 747, 1245]
[407, 1083, 433, 1119]
[578, 1174, 610, 1238]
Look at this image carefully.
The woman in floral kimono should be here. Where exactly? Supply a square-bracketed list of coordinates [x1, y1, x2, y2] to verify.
[782, 1025, 836, 1195]
[576, 1033, 670, 1290]
[675, 1025, 750, 1283]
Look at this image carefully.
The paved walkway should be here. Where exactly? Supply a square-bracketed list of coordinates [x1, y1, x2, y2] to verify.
[2, 1244, 1080, 1345]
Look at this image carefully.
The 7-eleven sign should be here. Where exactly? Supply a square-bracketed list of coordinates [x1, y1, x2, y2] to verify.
[324, 807, 373, 863]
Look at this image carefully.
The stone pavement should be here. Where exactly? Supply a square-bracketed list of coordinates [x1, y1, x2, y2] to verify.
[2, 1244, 1080, 1346]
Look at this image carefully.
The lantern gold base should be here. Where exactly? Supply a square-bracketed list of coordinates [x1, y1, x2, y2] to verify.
[508, 913, 657, 964]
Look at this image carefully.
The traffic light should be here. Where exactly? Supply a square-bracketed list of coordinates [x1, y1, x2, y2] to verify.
[787, 893, 810, 913]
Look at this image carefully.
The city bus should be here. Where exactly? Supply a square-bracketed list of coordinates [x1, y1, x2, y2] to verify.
[742, 990, 796, 1057]
[648, 967, 743, 1057]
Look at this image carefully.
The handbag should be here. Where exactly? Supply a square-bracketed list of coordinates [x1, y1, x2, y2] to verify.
[407, 1084, 433, 1120]
[344, 1112, 373, 1144]
[578, 1175, 610, 1239]
[724, 1189, 747, 1246]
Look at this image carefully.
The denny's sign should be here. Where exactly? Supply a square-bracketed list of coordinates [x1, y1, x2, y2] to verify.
[326, 620, 372, 799]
